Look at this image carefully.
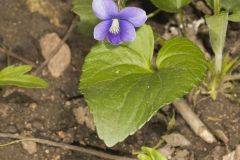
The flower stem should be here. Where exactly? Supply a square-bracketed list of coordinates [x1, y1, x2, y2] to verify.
[147, 9, 161, 18]
[213, 0, 220, 15]
[209, 75, 220, 100]
[156, 36, 166, 46]
[116, 0, 126, 10]
[179, 9, 187, 36]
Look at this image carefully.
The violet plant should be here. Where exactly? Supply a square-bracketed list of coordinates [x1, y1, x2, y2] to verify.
[74, 0, 207, 147]
[203, 0, 240, 100]
[148, 0, 240, 100]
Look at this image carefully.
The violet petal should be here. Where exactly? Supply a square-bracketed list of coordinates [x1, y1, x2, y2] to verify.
[107, 33, 122, 45]
[118, 7, 147, 27]
[94, 20, 112, 40]
[120, 20, 136, 42]
[92, 0, 118, 20]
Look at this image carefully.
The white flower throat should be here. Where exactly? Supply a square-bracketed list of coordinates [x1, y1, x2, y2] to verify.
[109, 19, 120, 34]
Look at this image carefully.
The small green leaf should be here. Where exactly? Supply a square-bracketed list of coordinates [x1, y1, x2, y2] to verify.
[80, 25, 207, 146]
[138, 147, 167, 160]
[0, 65, 48, 88]
[206, 12, 228, 72]
[222, 54, 240, 77]
[167, 113, 176, 131]
[229, 11, 240, 22]
[205, 0, 240, 12]
[150, 0, 191, 13]
[72, 0, 99, 36]
[138, 154, 152, 160]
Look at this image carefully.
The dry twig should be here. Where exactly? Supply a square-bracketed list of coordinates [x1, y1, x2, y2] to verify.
[174, 99, 217, 143]
[0, 132, 135, 160]
[224, 74, 240, 82]
[0, 46, 37, 68]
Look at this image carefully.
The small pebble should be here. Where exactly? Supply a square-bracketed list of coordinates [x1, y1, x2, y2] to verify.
[22, 141, 37, 154]
[45, 149, 50, 154]
[40, 33, 71, 78]
[32, 120, 44, 131]
[29, 103, 38, 110]
[65, 101, 71, 106]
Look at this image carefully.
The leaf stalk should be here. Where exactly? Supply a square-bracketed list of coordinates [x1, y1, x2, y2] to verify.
[215, 52, 223, 74]
[179, 9, 187, 36]
[147, 9, 161, 18]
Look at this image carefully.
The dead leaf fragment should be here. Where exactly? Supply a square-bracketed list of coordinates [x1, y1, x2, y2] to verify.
[162, 133, 191, 147]
[172, 149, 190, 160]
[73, 107, 95, 131]
[159, 145, 175, 159]
[223, 151, 235, 160]
[222, 145, 240, 160]
[235, 145, 240, 160]
[211, 146, 226, 160]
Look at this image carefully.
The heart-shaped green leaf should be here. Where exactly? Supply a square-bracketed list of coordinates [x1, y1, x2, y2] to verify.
[150, 0, 191, 13]
[80, 25, 207, 146]
[73, 0, 99, 36]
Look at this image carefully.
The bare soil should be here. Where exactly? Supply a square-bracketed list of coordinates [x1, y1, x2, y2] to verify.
[0, 0, 240, 160]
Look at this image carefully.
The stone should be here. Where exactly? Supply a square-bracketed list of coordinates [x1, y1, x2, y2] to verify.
[21, 141, 37, 154]
[29, 103, 38, 110]
[40, 33, 71, 78]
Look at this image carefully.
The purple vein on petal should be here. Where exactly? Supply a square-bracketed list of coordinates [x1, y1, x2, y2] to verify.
[92, 0, 118, 20]
[94, 20, 112, 40]
[120, 20, 136, 42]
[118, 7, 147, 27]
[107, 33, 122, 45]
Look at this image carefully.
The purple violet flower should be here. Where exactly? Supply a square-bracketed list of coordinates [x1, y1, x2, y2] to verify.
[93, 0, 147, 45]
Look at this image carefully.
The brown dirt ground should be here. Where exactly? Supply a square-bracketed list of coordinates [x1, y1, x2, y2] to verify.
[0, 0, 240, 160]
